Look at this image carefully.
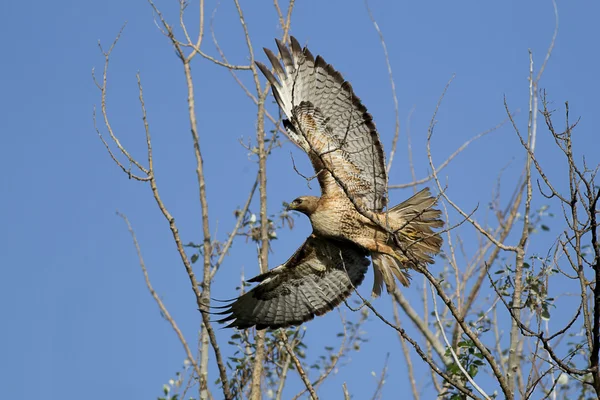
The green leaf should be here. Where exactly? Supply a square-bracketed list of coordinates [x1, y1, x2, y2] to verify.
[542, 308, 551, 320]
[191, 254, 199, 264]
[541, 224, 550, 231]
[469, 364, 479, 377]
[448, 363, 460, 374]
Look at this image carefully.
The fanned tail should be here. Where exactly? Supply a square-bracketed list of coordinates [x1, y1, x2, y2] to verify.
[390, 187, 443, 266]
[372, 188, 443, 295]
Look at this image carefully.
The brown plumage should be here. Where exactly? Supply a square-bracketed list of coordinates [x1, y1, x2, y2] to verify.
[216, 236, 369, 329]
[217, 37, 443, 329]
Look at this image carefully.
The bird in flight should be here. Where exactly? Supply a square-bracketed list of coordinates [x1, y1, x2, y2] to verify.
[216, 37, 443, 330]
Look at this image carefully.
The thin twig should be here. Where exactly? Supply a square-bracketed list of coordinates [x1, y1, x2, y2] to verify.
[424, 76, 513, 398]
[117, 212, 203, 383]
[392, 301, 420, 399]
[342, 383, 351, 400]
[405, 107, 417, 189]
[363, 0, 400, 175]
[370, 353, 390, 400]
[275, 345, 291, 400]
[93, 24, 151, 181]
[280, 331, 318, 400]
[210, 176, 259, 280]
[352, 288, 481, 399]
[430, 284, 491, 400]
[390, 118, 506, 189]
[145, 2, 232, 397]
[292, 310, 368, 399]
[426, 88, 518, 253]
[392, 288, 451, 366]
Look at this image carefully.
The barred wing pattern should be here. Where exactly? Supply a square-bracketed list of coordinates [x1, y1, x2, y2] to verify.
[256, 37, 388, 211]
[217, 236, 370, 330]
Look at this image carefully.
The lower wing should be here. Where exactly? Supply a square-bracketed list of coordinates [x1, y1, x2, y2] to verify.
[215, 235, 370, 330]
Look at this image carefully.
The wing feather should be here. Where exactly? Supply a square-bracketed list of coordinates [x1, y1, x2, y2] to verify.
[264, 48, 286, 80]
[216, 236, 370, 330]
[258, 37, 388, 210]
[256, 61, 279, 89]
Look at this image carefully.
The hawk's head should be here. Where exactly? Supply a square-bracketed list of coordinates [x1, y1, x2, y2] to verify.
[287, 196, 319, 216]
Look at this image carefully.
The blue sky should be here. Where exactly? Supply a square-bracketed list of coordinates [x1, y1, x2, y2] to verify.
[1, 0, 599, 398]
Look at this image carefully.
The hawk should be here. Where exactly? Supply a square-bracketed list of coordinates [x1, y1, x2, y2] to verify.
[216, 37, 443, 329]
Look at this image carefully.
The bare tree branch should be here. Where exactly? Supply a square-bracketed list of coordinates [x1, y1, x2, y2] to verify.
[392, 289, 451, 366]
[390, 118, 507, 190]
[430, 284, 491, 399]
[118, 212, 204, 388]
[363, 0, 400, 175]
[392, 301, 420, 400]
[280, 331, 318, 400]
[370, 353, 390, 400]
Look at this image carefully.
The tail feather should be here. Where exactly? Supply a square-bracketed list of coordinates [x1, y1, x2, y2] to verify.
[371, 253, 411, 296]
[389, 188, 443, 267]
[372, 188, 443, 295]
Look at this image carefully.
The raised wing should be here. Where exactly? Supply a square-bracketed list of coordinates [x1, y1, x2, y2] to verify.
[216, 236, 370, 330]
[256, 37, 388, 211]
